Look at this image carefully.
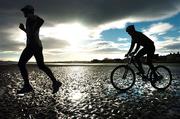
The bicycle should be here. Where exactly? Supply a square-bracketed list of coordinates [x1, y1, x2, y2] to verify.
[110, 54, 172, 91]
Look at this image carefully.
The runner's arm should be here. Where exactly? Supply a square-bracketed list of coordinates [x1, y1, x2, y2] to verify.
[34, 16, 44, 30]
[19, 23, 26, 33]
[30, 16, 44, 33]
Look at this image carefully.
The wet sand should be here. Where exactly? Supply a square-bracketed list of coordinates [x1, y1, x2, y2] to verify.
[0, 64, 180, 119]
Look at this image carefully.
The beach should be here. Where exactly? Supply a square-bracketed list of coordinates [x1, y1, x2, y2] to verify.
[0, 63, 180, 119]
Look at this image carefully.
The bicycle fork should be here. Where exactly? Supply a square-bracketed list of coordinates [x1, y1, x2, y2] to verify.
[122, 66, 128, 79]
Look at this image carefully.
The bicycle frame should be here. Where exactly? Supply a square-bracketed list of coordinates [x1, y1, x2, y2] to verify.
[111, 54, 172, 90]
[126, 54, 151, 78]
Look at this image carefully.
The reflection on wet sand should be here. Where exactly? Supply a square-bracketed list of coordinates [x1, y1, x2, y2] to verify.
[0, 64, 180, 118]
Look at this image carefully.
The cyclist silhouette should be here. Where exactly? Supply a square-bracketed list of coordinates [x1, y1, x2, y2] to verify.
[125, 25, 156, 78]
[17, 5, 62, 94]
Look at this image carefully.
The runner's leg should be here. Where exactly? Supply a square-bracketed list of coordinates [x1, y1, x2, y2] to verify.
[18, 47, 33, 85]
[34, 47, 57, 83]
[34, 47, 61, 94]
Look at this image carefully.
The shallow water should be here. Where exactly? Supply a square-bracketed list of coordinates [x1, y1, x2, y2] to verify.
[0, 63, 180, 119]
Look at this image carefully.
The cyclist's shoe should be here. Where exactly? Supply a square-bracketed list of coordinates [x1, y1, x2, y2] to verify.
[152, 74, 163, 83]
[52, 81, 62, 94]
[17, 84, 33, 94]
[142, 75, 148, 81]
[136, 72, 141, 76]
[136, 72, 148, 81]
[136, 71, 145, 76]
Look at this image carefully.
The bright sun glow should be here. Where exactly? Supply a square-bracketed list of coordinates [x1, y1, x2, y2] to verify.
[9, 26, 26, 44]
[41, 23, 90, 52]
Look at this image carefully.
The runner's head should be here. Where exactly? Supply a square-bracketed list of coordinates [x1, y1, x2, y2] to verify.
[21, 5, 34, 17]
[126, 25, 135, 35]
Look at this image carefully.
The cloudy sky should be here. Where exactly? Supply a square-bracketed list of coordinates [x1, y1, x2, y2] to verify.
[0, 0, 180, 61]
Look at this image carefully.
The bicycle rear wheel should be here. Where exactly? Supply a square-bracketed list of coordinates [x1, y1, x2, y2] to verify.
[111, 65, 135, 91]
[150, 65, 172, 90]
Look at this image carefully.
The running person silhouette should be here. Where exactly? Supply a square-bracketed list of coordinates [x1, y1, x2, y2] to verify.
[125, 25, 156, 78]
[17, 5, 62, 94]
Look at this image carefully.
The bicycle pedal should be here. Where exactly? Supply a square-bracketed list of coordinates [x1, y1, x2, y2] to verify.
[142, 78, 148, 82]
[136, 72, 141, 75]
[142, 75, 148, 81]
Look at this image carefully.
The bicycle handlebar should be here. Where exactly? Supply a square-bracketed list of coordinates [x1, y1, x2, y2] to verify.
[125, 53, 135, 58]
[125, 53, 135, 64]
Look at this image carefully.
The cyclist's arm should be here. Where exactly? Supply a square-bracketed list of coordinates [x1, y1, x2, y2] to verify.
[127, 40, 135, 55]
[133, 43, 140, 54]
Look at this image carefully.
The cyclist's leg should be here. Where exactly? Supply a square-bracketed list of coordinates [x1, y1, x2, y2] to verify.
[135, 48, 146, 74]
[34, 47, 57, 83]
[147, 46, 156, 74]
[18, 47, 33, 85]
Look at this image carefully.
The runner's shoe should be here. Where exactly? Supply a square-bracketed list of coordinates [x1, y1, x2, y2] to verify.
[52, 81, 62, 94]
[17, 84, 33, 94]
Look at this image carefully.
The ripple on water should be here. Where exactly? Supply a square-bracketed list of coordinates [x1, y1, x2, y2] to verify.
[0, 64, 179, 118]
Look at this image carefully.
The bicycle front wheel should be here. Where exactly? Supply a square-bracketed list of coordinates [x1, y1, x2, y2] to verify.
[150, 65, 172, 90]
[111, 65, 135, 91]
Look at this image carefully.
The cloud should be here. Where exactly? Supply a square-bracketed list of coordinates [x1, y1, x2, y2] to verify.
[118, 38, 128, 41]
[152, 36, 180, 55]
[161, 37, 180, 49]
[143, 22, 174, 35]
[87, 41, 118, 50]
[0, 0, 179, 42]
[117, 37, 130, 43]
[38, 0, 180, 26]
[33, 0, 180, 38]
[164, 43, 180, 49]
[0, 51, 20, 61]
[92, 48, 122, 54]
[0, 0, 179, 61]
[0, 32, 24, 51]
[0, 0, 180, 28]
[42, 37, 70, 49]
[83, 40, 127, 54]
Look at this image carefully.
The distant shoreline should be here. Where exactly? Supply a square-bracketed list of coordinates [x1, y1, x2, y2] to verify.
[0, 61, 180, 67]
[1, 52, 180, 65]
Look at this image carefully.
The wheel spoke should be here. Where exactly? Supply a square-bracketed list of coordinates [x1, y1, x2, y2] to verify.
[111, 65, 135, 91]
[151, 65, 172, 90]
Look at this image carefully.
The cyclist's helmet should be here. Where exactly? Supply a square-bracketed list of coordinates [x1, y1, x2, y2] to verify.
[126, 25, 135, 32]
[21, 5, 34, 13]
